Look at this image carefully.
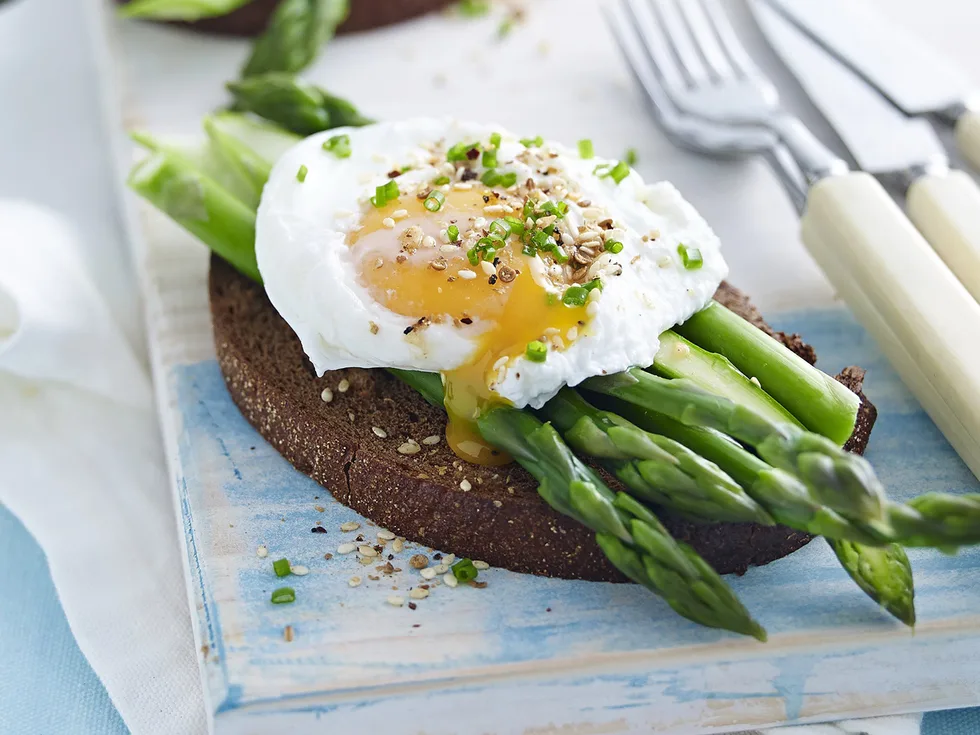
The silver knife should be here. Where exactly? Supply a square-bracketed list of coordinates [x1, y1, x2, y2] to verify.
[762, 0, 980, 171]
[749, 0, 980, 305]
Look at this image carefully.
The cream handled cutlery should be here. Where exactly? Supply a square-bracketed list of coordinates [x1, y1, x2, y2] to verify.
[750, 0, 980, 306]
[607, 0, 980, 479]
[764, 0, 980, 172]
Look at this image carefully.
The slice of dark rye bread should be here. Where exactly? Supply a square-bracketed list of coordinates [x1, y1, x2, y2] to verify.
[209, 254, 877, 580]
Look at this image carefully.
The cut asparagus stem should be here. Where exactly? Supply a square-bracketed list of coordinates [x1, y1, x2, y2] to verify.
[541, 388, 774, 525]
[654, 331, 802, 429]
[676, 301, 860, 445]
[241, 0, 349, 78]
[127, 151, 261, 283]
[585, 369, 888, 526]
[203, 116, 272, 210]
[828, 539, 916, 626]
[477, 407, 767, 641]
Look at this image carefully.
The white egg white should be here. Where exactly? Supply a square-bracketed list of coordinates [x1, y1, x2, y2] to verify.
[256, 118, 728, 409]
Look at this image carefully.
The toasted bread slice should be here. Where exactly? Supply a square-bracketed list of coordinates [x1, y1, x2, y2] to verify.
[209, 255, 876, 579]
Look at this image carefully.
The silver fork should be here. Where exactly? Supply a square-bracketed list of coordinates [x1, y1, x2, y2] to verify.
[605, 0, 980, 481]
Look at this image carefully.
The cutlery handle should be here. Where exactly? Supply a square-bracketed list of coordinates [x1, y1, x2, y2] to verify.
[907, 170, 980, 304]
[954, 110, 980, 172]
[801, 171, 980, 479]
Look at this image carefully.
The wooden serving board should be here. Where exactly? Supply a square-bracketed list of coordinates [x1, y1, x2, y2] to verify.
[112, 1, 980, 731]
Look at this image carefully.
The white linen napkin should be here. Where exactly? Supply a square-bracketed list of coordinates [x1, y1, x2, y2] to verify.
[0, 200, 207, 735]
[0, 198, 919, 735]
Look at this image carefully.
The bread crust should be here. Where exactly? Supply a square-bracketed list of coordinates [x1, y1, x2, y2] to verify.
[209, 255, 876, 579]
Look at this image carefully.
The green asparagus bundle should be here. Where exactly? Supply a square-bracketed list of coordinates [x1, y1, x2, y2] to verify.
[241, 0, 349, 78]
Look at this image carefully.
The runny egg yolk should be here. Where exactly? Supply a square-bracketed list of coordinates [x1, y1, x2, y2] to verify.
[349, 186, 587, 466]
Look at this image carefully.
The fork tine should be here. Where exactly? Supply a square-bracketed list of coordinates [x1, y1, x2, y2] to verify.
[699, 0, 764, 80]
[648, 0, 710, 86]
[604, 1, 678, 126]
[620, 0, 688, 95]
[677, 0, 735, 80]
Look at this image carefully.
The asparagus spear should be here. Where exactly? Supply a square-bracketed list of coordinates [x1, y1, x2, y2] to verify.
[128, 150, 260, 283]
[227, 74, 373, 137]
[541, 388, 773, 525]
[585, 369, 888, 526]
[829, 539, 915, 626]
[676, 301, 861, 446]
[241, 0, 349, 77]
[477, 407, 767, 641]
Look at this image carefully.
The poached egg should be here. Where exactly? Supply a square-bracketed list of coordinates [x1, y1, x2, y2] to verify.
[256, 118, 727, 465]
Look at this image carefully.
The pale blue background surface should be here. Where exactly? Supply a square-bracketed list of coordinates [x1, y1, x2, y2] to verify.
[0, 502, 976, 734]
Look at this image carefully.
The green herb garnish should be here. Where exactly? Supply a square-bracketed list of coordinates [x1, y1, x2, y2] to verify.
[678, 244, 703, 270]
[273, 558, 291, 577]
[271, 587, 296, 604]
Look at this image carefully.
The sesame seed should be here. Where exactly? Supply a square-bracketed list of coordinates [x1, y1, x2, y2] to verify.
[283, 625, 294, 642]
[410, 588, 430, 600]
[433, 563, 450, 575]
[473, 560, 490, 570]
[398, 439, 421, 455]
[337, 379, 350, 393]
[440, 244, 458, 253]
[374, 257, 384, 269]
[320, 387, 333, 403]
[493, 499, 503, 507]
[256, 545, 268, 558]
[566, 327, 579, 342]
[358, 556, 374, 565]
[372, 426, 388, 438]
[340, 521, 361, 532]
[480, 260, 496, 276]
[484, 204, 511, 214]
[588, 287, 603, 302]
[392, 537, 405, 552]
[453, 182, 473, 191]
[349, 576, 362, 587]
[422, 434, 441, 445]
[359, 545, 379, 557]
[420, 567, 437, 580]
[387, 596, 405, 607]
[291, 565, 310, 576]
[391, 208, 409, 220]
[543, 327, 560, 336]
[443, 573, 458, 588]
[587, 302, 600, 318]
[457, 269, 477, 280]
[382, 217, 396, 229]
[337, 542, 357, 554]
[348, 411, 355, 422]
[673, 341, 690, 358]
[657, 255, 673, 268]
[409, 554, 429, 569]
[750, 376, 762, 388]
[474, 217, 487, 229]
[492, 356, 509, 371]
[459, 479, 472, 491]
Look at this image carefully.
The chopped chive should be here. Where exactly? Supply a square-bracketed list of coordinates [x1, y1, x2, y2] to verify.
[432, 175, 451, 186]
[447, 141, 479, 162]
[562, 285, 589, 307]
[578, 139, 594, 159]
[482, 148, 498, 169]
[452, 557, 480, 582]
[322, 134, 351, 158]
[489, 218, 511, 238]
[520, 135, 544, 148]
[481, 169, 501, 186]
[609, 161, 630, 183]
[457, 0, 491, 16]
[372, 184, 388, 208]
[498, 17, 514, 38]
[296, 165, 308, 182]
[447, 224, 460, 242]
[678, 244, 703, 269]
[522, 199, 537, 219]
[499, 172, 517, 188]
[273, 558, 291, 577]
[490, 132, 502, 148]
[424, 189, 446, 212]
[604, 239, 623, 254]
[271, 587, 296, 605]
[525, 341, 548, 363]
[539, 200, 568, 218]
[466, 246, 480, 266]
[583, 277, 603, 292]
[623, 148, 638, 166]
[383, 179, 400, 201]
[503, 216, 525, 236]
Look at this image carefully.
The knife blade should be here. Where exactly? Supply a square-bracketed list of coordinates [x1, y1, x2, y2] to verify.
[749, 0, 980, 307]
[748, 0, 946, 176]
[762, 0, 971, 117]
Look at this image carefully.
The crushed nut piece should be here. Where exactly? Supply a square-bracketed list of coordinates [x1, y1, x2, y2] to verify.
[398, 439, 421, 455]
[387, 596, 405, 607]
[409, 553, 429, 569]
[320, 387, 333, 403]
[337, 379, 350, 393]
[349, 576, 362, 587]
[256, 545, 268, 558]
[460, 479, 472, 492]
[410, 588, 430, 600]
[283, 625, 294, 642]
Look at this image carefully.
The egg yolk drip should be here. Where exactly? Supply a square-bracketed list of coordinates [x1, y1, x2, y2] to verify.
[349, 186, 588, 465]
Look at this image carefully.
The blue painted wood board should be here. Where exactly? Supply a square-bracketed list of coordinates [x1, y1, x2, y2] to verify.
[165, 307, 980, 734]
